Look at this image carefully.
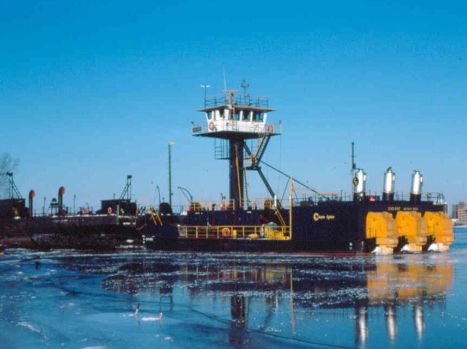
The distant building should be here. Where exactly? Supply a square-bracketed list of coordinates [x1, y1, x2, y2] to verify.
[452, 202, 467, 224]
[452, 203, 459, 219]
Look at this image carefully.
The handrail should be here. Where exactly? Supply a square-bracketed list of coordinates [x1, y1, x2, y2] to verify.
[178, 225, 291, 240]
[181, 197, 296, 212]
[204, 95, 269, 108]
[291, 191, 446, 206]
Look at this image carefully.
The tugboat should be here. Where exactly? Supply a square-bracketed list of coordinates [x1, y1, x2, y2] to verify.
[142, 85, 454, 254]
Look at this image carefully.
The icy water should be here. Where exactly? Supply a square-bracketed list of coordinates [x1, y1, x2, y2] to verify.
[1, 230, 466, 349]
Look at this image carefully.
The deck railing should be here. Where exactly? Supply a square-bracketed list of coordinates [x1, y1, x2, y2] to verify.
[204, 95, 269, 108]
[178, 225, 291, 240]
[180, 197, 295, 212]
[291, 191, 446, 206]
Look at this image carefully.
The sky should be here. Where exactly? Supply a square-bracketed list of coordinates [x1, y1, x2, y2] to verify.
[0, 0, 466, 212]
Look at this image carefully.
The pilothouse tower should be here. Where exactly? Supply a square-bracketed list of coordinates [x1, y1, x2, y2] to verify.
[192, 84, 280, 210]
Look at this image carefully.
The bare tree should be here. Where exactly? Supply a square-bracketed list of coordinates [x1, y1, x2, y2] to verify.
[0, 153, 19, 199]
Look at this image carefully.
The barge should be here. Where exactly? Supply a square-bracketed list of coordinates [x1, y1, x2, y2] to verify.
[0, 86, 454, 253]
[140, 87, 454, 254]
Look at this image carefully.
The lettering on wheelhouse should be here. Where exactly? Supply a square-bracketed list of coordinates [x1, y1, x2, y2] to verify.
[312, 213, 336, 222]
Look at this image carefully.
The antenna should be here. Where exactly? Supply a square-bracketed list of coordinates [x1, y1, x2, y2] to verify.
[351, 142, 356, 172]
[223, 66, 227, 91]
[240, 79, 249, 97]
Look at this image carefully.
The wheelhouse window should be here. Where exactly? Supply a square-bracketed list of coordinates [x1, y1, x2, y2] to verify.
[242, 110, 250, 121]
[206, 111, 213, 120]
[256, 112, 264, 122]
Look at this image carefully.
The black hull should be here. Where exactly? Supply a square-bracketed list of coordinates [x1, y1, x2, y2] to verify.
[0, 198, 448, 253]
[0, 216, 140, 251]
[145, 237, 295, 252]
[145, 236, 369, 253]
[143, 199, 447, 253]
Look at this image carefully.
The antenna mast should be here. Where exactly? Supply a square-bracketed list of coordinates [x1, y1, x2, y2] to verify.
[223, 66, 227, 91]
[240, 79, 250, 99]
[351, 142, 356, 172]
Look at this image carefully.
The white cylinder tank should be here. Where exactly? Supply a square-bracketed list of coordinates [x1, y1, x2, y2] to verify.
[353, 169, 367, 197]
[411, 170, 423, 196]
[383, 167, 396, 195]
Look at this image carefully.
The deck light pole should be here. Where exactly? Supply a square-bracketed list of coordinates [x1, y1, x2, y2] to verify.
[168, 141, 175, 207]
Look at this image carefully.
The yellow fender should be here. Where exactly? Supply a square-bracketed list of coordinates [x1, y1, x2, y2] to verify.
[395, 211, 427, 252]
[424, 211, 454, 246]
[366, 212, 398, 250]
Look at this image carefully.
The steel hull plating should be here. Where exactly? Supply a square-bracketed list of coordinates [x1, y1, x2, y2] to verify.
[0, 216, 140, 251]
[0, 199, 449, 252]
[143, 199, 448, 253]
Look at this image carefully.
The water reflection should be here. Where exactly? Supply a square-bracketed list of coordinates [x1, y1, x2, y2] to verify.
[230, 294, 246, 346]
[82, 253, 453, 347]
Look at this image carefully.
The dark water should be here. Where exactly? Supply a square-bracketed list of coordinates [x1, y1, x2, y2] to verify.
[1, 230, 466, 349]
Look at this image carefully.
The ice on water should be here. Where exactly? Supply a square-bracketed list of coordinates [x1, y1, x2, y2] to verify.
[0, 229, 466, 348]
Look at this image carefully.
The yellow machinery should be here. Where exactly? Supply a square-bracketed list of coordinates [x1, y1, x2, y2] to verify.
[395, 211, 427, 252]
[148, 207, 163, 226]
[423, 211, 454, 251]
[263, 225, 288, 240]
[366, 212, 398, 254]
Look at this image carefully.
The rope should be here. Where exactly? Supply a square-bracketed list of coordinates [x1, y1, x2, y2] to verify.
[261, 160, 326, 198]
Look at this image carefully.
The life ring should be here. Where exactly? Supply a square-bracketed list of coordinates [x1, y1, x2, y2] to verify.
[107, 207, 112, 215]
[267, 124, 273, 133]
[221, 227, 231, 237]
[208, 121, 215, 131]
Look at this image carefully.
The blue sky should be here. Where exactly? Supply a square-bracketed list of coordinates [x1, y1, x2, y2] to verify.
[1, 0, 466, 212]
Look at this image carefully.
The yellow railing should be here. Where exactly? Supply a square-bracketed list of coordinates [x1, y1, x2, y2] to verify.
[178, 225, 291, 240]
